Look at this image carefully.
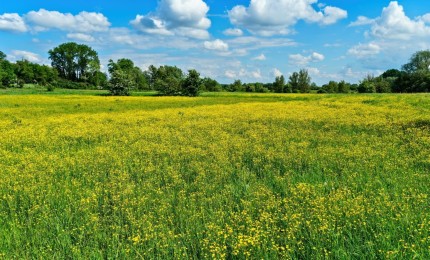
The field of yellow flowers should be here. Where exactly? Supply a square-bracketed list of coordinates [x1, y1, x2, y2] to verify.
[0, 93, 429, 259]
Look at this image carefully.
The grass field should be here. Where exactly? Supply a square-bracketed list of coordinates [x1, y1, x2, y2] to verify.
[0, 92, 429, 259]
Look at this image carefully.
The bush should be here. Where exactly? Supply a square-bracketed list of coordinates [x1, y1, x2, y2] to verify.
[108, 70, 134, 96]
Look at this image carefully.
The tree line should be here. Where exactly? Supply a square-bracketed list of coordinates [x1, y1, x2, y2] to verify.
[1, 42, 430, 95]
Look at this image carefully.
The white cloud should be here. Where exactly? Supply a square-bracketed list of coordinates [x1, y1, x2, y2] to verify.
[349, 16, 375, 27]
[347, 42, 381, 58]
[228, 0, 347, 36]
[223, 28, 243, 36]
[10, 50, 41, 62]
[25, 9, 110, 33]
[370, 2, 430, 40]
[204, 39, 229, 52]
[251, 69, 262, 79]
[67, 33, 96, 42]
[131, 0, 211, 39]
[252, 54, 266, 60]
[272, 68, 283, 77]
[225, 70, 237, 79]
[225, 68, 262, 80]
[353, 2, 430, 40]
[0, 13, 27, 32]
[289, 52, 325, 66]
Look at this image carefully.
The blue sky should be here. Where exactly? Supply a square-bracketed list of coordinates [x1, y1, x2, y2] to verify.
[1, 0, 430, 84]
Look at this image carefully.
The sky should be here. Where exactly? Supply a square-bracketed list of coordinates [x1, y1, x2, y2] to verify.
[1, 0, 430, 85]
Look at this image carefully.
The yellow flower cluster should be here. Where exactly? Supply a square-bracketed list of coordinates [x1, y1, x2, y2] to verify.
[0, 93, 429, 258]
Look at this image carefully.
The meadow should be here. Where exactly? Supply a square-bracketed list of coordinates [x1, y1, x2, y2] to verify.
[0, 91, 429, 259]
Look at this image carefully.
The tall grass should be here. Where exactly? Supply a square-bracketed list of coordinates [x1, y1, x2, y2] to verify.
[0, 93, 429, 258]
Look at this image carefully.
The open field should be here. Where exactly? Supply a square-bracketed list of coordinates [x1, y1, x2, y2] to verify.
[0, 92, 429, 258]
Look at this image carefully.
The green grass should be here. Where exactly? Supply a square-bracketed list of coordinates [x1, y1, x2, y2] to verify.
[0, 91, 429, 259]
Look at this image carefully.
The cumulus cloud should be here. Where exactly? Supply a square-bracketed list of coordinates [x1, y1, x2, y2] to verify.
[351, 2, 430, 40]
[25, 9, 110, 33]
[289, 52, 325, 66]
[0, 9, 110, 34]
[0, 13, 27, 32]
[67, 33, 96, 42]
[349, 16, 375, 27]
[10, 50, 41, 63]
[204, 39, 229, 52]
[228, 0, 347, 36]
[272, 68, 283, 77]
[347, 42, 381, 58]
[131, 0, 211, 39]
[225, 68, 262, 79]
[223, 28, 243, 36]
[252, 54, 266, 60]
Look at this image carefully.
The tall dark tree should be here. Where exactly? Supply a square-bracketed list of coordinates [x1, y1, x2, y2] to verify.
[182, 69, 201, 96]
[48, 42, 100, 82]
[273, 75, 285, 93]
[108, 58, 148, 90]
[298, 69, 311, 93]
[402, 50, 430, 73]
[153, 65, 184, 95]
[0, 53, 16, 87]
[288, 72, 299, 93]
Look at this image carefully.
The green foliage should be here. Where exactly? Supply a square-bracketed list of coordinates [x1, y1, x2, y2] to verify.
[182, 69, 201, 96]
[108, 59, 148, 91]
[289, 69, 311, 93]
[227, 79, 244, 92]
[273, 75, 285, 93]
[108, 70, 134, 96]
[202, 77, 222, 92]
[0, 58, 16, 88]
[402, 50, 430, 73]
[48, 42, 100, 82]
[153, 65, 184, 96]
[358, 75, 377, 93]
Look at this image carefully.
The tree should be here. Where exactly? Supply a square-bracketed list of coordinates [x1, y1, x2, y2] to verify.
[154, 65, 184, 95]
[108, 70, 133, 96]
[182, 69, 201, 96]
[298, 69, 311, 93]
[0, 51, 6, 61]
[288, 72, 299, 93]
[358, 75, 376, 93]
[273, 75, 285, 93]
[0, 55, 16, 88]
[402, 50, 430, 73]
[337, 80, 350, 93]
[108, 59, 148, 90]
[228, 79, 243, 92]
[322, 81, 338, 93]
[202, 77, 222, 92]
[48, 42, 100, 82]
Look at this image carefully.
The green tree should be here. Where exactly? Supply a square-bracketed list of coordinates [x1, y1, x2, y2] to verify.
[182, 69, 201, 96]
[273, 75, 285, 93]
[228, 79, 243, 92]
[402, 50, 430, 73]
[298, 69, 311, 93]
[322, 81, 338, 93]
[108, 70, 133, 96]
[288, 72, 299, 93]
[358, 75, 376, 93]
[202, 77, 222, 92]
[338, 80, 350, 93]
[48, 42, 100, 82]
[0, 54, 16, 88]
[154, 65, 184, 95]
[108, 59, 148, 91]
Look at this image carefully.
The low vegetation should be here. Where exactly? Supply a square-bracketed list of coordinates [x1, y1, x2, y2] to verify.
[0, 93, 429, 258]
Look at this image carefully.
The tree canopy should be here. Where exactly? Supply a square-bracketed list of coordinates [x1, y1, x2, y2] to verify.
[48, 42, 100, 82]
